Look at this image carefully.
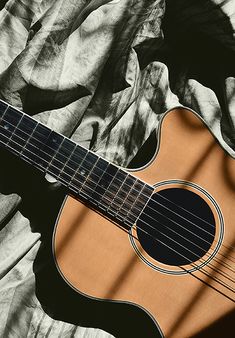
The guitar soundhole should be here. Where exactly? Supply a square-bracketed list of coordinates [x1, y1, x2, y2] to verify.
[136, 188, 216, 266]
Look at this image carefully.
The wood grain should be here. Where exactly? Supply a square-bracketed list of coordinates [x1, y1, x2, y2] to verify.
[54, 108, 235, 338]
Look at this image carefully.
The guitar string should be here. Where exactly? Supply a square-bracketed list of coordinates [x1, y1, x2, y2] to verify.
[139, 204, 235, 276]
[145, 195, 235, 258]
[0, 129, 234, 281]
[0, 118, 231, 248]
[158, 193, 235, 255]
[150, 199, 215, 242]
[141, 198, 235, 267]
[47, 151, 235, 280]
[138, 211, 235, 281]
[0, 114, 224, 236]
[0, 115, 220, 233]
[104, 194, 235, 299]
[0, 117, 235, 264]
[179, 265, 234, 302]
[132, 223, 235, 289]
[129, 221, 235, 298]
[132, 195, 235, 296]
[0, 126, 234, 296]
[0, 107, 230, 240]
[0, 109, 233, 260]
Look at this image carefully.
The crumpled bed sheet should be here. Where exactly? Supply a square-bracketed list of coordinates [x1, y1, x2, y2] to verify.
[0, 0, 235, 337]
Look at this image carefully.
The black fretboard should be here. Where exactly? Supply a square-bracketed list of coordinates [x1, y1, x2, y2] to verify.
[0, 100, 153, 227]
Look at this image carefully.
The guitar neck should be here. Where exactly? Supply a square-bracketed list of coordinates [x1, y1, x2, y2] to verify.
[0, 100, 153, 226]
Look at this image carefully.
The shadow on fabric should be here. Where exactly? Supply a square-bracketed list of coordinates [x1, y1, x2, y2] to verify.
[163, 0, 235, 150]
[0, 1, 8, 10]
[134, 0, 235, 150]
[0, 147, 162, 338]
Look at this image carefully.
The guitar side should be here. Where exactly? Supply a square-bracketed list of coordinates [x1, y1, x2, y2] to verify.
[53, 108, 235, 338]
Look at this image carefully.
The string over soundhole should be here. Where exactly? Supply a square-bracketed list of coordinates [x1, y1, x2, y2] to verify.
[130, 181, 224, 275]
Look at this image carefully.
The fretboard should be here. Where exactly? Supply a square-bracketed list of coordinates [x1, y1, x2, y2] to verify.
[0, 100, 153, 227]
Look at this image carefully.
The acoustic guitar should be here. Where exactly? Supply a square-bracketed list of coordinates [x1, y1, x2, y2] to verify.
[0, 99, 234, 338]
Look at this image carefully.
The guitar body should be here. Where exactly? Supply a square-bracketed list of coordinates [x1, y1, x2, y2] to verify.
[54, 108, 235, 338]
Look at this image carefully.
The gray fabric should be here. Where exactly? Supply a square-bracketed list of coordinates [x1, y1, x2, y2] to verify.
[0, 0, 235, 337]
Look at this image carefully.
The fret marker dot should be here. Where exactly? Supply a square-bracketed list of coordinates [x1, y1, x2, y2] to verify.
[4, 124, 9, 130]
[80, 169, 86, 176]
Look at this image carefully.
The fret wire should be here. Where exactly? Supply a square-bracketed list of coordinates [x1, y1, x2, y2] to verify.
[0, 125, 149, 223]
[45, 134, 65, 171]
[102, 190, 126, 206]
[32, 124, 52, 148]
[0, 115, 154, 205]
[78, 155, 100, 197]
[4, 108, 235, 280]
[102, 170, 127, 209]
[0, 115, 151, 199]
[78, 158, 108, 202]
[97, 174, 150, 208]
[131, 183, 152, 209]
[90, 163, 118, 210]
[0, 102, 9, 123]
[98, 165, 120, 210]
[0, 127, 45, 169]
[91, 167, 112, 212]
[45, 146, 76, 177]
[48, 139, 86, 179]
[0, 127, 21, 154]
[0, 104, 80, 182]
[70, 153, 98, 198]
[20, 119, 39, 157]
[74, 169, 119, 205]
[114, 176, 143, 222]
[112, 191, 141, 221]
[73, 184, 235, 292]
[0, 125, 142, 221]
[0, 107, 24, 155]
[125, 180, 146, 203]
[0, 105, 133, 207]
[0, 117, 153, 208]
[68, 146, 90, 188]
[56, 140, 76, 181]
[124, 182, 150, 223]
[95, 177, 146, 209]
[6, 113, 24, 147]
[63, 159, 145, 216]
[4, 113, 104, 200]
[107, 195, 130, 216]
[14, 122, 49, 153]
[0, 133, 151, 218]
[51, 155, 143, 221]
[107, 173, 136, 217]
[79, 152, 99, 179]
[88, 158, 109, 204]
[69, 151, 104, 198]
